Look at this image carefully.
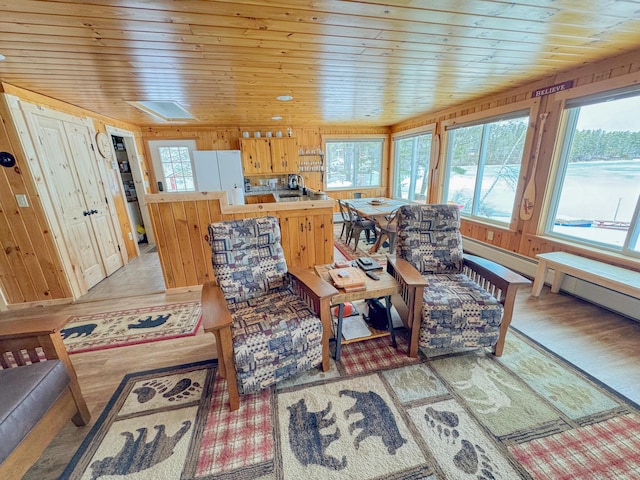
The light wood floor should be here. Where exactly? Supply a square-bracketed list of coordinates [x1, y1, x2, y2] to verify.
[3, 245, 639, 479]
[74, 243, 165, 303]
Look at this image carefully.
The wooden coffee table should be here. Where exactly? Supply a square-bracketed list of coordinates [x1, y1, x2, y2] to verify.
[314, 263, 400, 360]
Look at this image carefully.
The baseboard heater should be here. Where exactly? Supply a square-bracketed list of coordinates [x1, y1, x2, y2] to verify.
[462, 236, 640, 322]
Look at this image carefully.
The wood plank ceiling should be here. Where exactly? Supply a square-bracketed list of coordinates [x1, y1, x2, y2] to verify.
[1, 0, 640, 127]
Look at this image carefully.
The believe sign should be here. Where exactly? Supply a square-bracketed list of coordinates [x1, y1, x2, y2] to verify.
[532, 80, 574, 98]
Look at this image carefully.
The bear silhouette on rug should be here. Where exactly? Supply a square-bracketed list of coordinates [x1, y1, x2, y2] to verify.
[287, 399, 347, 470]
[340, 389, 407, 454]
[61, 323, 97, 339]
[89, 421, 191, 479]
[128, 313, 171, 329]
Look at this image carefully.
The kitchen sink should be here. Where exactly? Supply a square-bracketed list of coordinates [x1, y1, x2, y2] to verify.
[278, 193, 303, 198]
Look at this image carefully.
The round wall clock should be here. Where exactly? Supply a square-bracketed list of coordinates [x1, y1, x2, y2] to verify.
[96, 132, 112, 158]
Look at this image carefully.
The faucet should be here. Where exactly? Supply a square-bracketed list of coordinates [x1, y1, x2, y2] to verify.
[294, 174, 306, 193]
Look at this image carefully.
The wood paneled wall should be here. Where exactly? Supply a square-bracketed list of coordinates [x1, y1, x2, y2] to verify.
[0, 84, 145, 307]
[0, 96, 71, 307]
[391, 49, 640, 272]
[2, 50, 640, 307]
[141, 125, 391, 214]
[146, 193, 334, 290]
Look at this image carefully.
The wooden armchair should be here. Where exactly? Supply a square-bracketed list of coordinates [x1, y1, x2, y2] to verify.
[386, 204, 531, 358]
[202, 216, 337, 411]
[0, 316, 90, 480]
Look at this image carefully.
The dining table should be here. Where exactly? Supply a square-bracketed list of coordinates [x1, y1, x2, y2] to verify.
[342, 197, 412, 220]
[342, 197, 414, 253]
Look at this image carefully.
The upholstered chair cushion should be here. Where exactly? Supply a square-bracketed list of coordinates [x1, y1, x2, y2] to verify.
[209, 216, 288, 303]
[207, 215, 325, 397]
[227, 289, 323, 394]
[419, 274, 503, 349]
[396, 204, 464, 274]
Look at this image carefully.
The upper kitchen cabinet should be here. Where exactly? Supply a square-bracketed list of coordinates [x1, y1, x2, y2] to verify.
[269, 137, 299, 173]
[239, 137, 298, 175]
[240, 137, 270, 174]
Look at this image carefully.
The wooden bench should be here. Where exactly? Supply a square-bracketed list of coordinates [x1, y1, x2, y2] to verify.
[531, 251, 640, 299]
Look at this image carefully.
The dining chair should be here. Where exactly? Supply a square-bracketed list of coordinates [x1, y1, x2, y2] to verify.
[374, 208, 399, 253]
[201, 216, 337, 410]
[346, 203, 377, 250]
[337, 199, 353, 241]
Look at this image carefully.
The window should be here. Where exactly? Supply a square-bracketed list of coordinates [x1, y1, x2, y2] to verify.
[325, 139, 383, 189]
[546, 90, 640, 256]
[147, 139, 196, 193]
[393, 132, 432, 201]
[444, 112, 529, 224]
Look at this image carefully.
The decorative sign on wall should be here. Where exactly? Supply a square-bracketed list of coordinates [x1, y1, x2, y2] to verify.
[532, 80, 574, 98]
[0, 151, 16, 168]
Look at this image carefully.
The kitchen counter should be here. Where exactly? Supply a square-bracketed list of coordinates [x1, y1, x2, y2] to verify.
[145, 191, 335, 289]
[245, 188, 328, 203]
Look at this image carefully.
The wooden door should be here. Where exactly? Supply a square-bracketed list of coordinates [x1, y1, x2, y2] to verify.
[64, 123, 123, 275]
[29, 114, 107, 289]
[240, 138, 271, 174]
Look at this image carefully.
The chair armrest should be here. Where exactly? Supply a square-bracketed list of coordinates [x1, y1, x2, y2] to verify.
[201, 281, 233, 333]
[463, 255, 532, 357]
[288, 266, 339, 300]
[386, 255, 429, 287]
[0, 316, 68, 340]
[463, 254, 531, 294]
[0, 316, 90, 425]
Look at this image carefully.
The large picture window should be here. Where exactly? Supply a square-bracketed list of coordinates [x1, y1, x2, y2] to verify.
[325, 139, 383, 190]
[444, 112, 529, 224]
[546, 90, 640, 256]
[393, 132, 432, 201]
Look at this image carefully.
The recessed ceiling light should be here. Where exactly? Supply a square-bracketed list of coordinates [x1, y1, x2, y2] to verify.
[126, 101, 195, 121]
[271, 116, 283, 120]
[277, 95, 293, 101]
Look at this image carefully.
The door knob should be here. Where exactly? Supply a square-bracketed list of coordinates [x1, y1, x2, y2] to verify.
[91, 209, 98, 215]
[83, 210, 90, 216]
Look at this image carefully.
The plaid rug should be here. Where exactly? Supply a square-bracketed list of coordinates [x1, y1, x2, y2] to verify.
[61, 302, 202, 354]
[60, 329, 640, 479]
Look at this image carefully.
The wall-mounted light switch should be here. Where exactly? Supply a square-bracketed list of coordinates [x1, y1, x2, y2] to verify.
[16, 194, 29, 208]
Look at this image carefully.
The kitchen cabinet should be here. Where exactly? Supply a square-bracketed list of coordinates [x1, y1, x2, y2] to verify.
[239, 138, 270, 174]
[278, 211, 333, 268]
[145, 191, 334, 288]
[270, 138, 299, 173]
[239, 137, 298, 174]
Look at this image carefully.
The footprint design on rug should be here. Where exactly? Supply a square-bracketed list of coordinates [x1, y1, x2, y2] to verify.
[424, 406, 460, 443]
[424, 407, 499, 479]
[452, 440, 497, 479]
[133, 377, 202, 403]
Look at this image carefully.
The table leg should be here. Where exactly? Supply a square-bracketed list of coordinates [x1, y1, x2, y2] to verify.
[384, 295, 397, 348]
[550, 269, 564, 293]
[368, 234, 383, 254]
[531, 259, 548, 297]
[335, 303, 344, 361]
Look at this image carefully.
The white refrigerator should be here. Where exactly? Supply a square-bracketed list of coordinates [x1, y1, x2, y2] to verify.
[192, 150, 245, 205]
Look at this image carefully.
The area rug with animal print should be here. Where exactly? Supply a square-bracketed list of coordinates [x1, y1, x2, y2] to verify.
[61, 302, 202, 354]
[60, 329, 640, 479]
